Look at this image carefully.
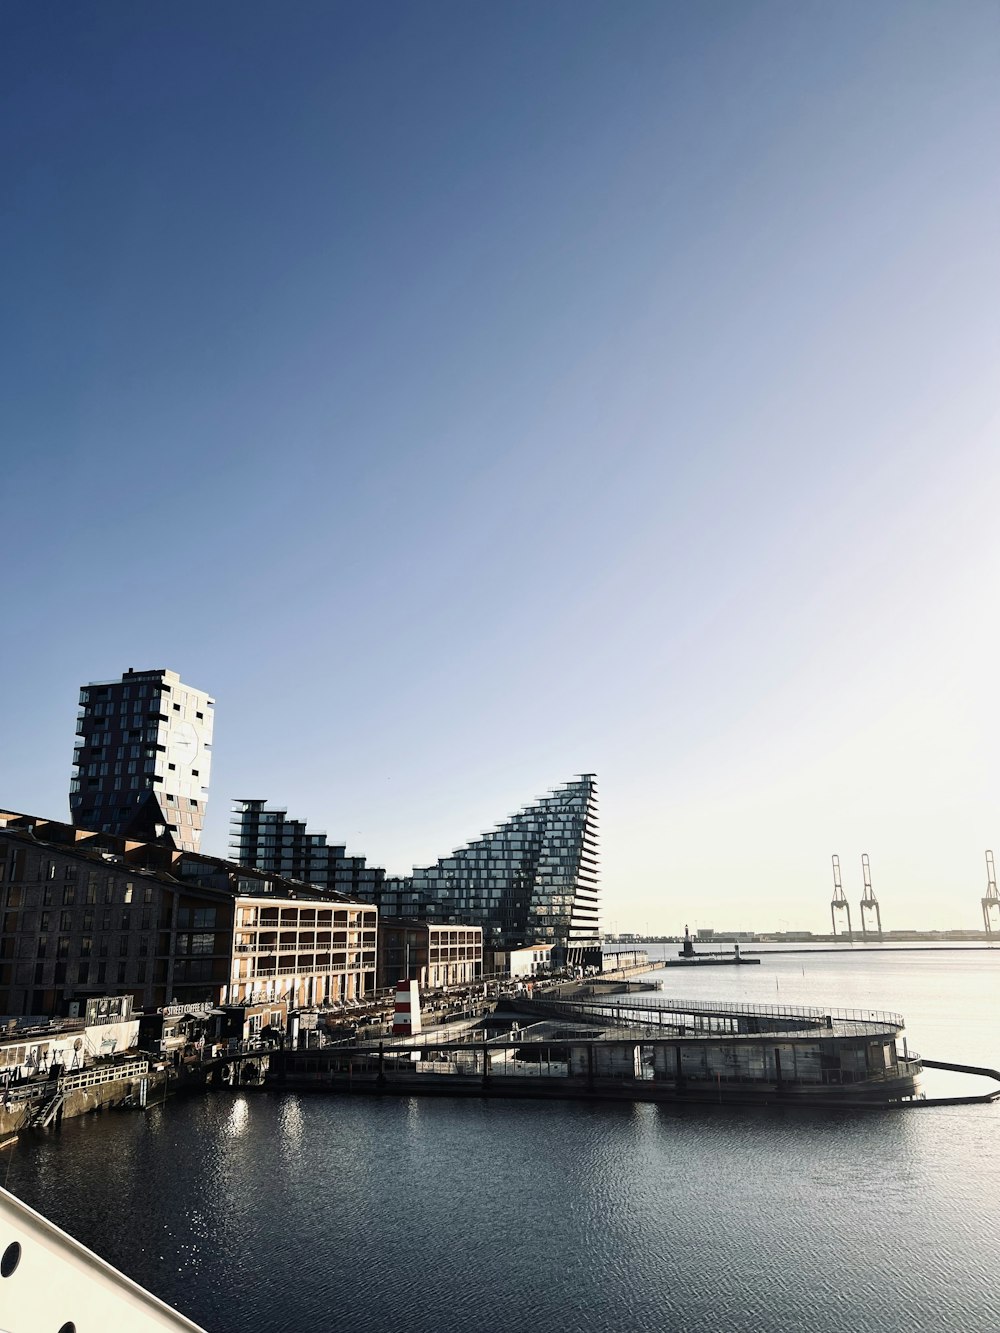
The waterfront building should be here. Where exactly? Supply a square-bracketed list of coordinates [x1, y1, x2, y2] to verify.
[286, 994, 925, 1106]
[601, 949, 649, 972]
[70, 668, 214, 853]
[0, 1000, 140, 1083]
[229, 798, 385, 898]
[359, 775, 600, 966]
[0, 809, 376, 1016]
[491, 944, 555, 978]
[137, 998, 289, 1059]
[228, 894, 377, 1005]
[377, 918, 483, 990]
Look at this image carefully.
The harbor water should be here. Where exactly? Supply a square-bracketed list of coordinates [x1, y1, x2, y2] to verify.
[5, 947, 1000, 1333]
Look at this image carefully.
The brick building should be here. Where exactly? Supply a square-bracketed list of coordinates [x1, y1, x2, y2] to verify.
[0, 810, 376, 1017]
[377, 918, 482, 991]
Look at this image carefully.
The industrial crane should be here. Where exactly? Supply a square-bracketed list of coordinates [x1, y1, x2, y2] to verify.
[982, 850, 999, 935]
[830, 854, 852, 938]
[859, 852, 882, 940]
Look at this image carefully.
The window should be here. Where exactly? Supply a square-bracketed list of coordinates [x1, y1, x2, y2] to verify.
[97, 962, 107, 983]
[119, 936, 129, 956]
[178, 907, 217, 929]
[120, 911, 131, 931]
[57, 937, 69, 960]
[102, 910, 112, 931]
[83, 910, 93, 931]
[144, 886, 154, 905]
[62, 886, 76, 906]
[64, 865, 77, 883]
[117, 962, 127, 984]
[124, 884, 133, 904]
[80, 937, 92, 957]
[191, 933, 214, 955]
[60, 911, 72, 932]
[36, 936, 47, 959]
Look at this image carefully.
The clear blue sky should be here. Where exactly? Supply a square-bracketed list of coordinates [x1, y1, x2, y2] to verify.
[3, 2, 999, 931]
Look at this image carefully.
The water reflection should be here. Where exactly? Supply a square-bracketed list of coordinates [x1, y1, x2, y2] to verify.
[222, 1096, 249, 1138]
[279, 1096, 303, 1146]
[3, 953, 1000, 1333]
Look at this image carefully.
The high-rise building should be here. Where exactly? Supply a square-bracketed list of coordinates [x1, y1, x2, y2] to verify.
[69, 668, 214, 853]
[361, 775, 600, 964]
[229, 799, 385, 897]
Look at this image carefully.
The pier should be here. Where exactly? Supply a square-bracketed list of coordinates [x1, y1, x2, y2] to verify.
[268, 994, 971, 1108]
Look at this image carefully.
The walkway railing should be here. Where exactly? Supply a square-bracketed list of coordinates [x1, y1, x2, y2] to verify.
[549, 995, 905, 1028]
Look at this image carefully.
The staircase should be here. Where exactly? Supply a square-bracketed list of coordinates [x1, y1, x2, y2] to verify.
[28, 1092, 64, 1129]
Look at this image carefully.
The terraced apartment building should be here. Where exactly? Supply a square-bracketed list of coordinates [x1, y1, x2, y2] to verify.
[364, 775, 601, 965]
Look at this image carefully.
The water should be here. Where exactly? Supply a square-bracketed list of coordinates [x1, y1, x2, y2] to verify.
[5, 949, 1000, 1333]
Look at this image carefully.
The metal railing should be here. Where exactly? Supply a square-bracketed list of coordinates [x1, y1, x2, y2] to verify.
[58, 1060, 148, 1093]
[549, 995, 905, 1029]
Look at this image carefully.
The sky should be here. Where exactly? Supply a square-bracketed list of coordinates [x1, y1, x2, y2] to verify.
[2, 1, 999, 933]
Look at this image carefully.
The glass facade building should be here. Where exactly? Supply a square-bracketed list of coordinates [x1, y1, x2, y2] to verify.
[366, 776, 600, 964]
[69, 668, 214, 853]
[229, 799, 385, 899]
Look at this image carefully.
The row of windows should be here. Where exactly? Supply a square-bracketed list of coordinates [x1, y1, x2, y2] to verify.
[81, 681, 161, 702]
[35, 959, 145, 986]
[31, 908, 156, 932]
[0, 861, 156, 907]
[37, 934, 152, 959]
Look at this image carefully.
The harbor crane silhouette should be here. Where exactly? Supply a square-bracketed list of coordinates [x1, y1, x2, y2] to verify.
[830, 854, 852, 938]
[859, 853, 882, 940]
[982, 850, 999, 934]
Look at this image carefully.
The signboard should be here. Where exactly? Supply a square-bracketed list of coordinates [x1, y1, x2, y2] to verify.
[85, 996, 133, 1026]
[158, 1002, 215, 1018]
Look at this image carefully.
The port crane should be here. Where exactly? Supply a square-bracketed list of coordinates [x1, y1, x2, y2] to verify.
[830, 854, 852, 937]
[982, 850, 1000, 935]
[859, 853, 882, 940]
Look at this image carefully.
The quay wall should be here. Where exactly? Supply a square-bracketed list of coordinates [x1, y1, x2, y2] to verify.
[0, 1070, 150, 1138]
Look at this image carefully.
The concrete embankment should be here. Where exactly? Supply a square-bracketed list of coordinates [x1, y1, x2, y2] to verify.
[0, 1068, 152, 1140]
